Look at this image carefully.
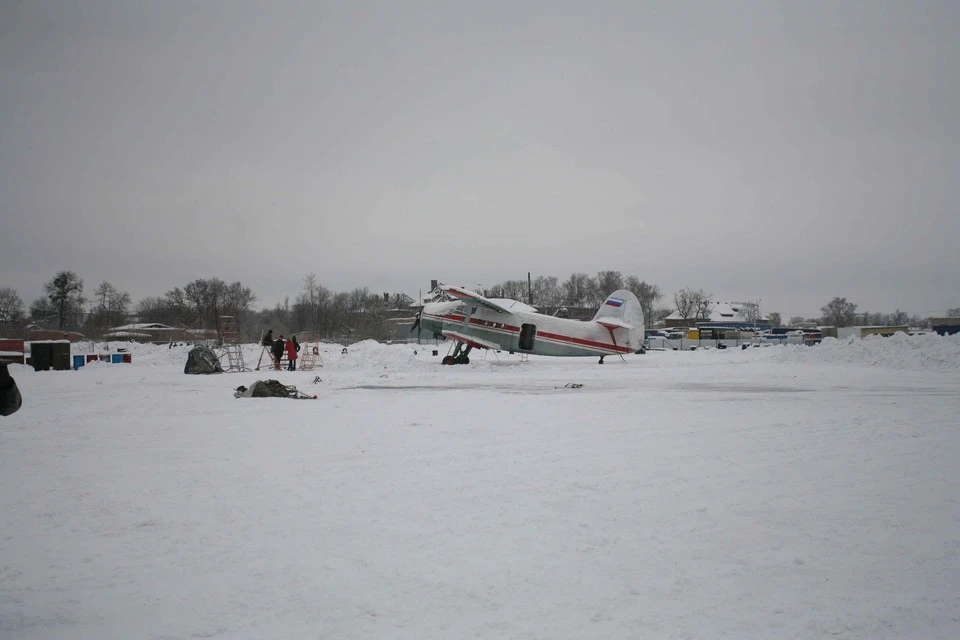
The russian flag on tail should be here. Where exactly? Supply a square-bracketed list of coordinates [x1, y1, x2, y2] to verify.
[604, 297, 624, 307]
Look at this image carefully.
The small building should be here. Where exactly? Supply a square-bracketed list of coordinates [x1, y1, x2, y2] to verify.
[930, 318, 960, 336]
[25, 324, 85, 343]
[0, 338, 26, 364]
[664, 301, 772, 330]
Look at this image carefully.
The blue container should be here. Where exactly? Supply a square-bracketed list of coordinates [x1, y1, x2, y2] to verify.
[111, 353, 123, 364]
[72, 354, 85, 370]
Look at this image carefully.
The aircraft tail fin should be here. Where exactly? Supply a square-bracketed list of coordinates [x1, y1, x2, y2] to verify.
[593, 289, 646, 350]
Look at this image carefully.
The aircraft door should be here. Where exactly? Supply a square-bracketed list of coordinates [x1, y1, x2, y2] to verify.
[519, 323, 537, 351]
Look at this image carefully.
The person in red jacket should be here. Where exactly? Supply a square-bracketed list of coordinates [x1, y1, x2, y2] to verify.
[285, 336, 298, 371]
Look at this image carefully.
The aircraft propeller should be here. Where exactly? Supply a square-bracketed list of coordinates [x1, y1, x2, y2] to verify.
[410, 308, 423, 341]
[410, 289, 423, 342]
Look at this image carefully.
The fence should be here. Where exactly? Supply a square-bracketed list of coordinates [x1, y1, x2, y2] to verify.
[645, 333, 809, 351]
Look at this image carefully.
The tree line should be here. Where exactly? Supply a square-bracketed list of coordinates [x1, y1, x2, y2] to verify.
[815, 297, 941, 329]
[484, 271, 664, 327]
[0, 271, 953, 342]
[0, 271, 401, 342]
[0, 270, 667, 341]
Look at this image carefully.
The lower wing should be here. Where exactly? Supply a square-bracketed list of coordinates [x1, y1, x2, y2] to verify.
[442, 330, 502, 351]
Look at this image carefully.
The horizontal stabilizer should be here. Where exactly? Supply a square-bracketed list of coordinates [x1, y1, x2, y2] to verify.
[442, 330, 502, 351]
[597, 317, 634, 330]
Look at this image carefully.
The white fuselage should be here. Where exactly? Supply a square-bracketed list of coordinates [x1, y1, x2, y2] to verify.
[420, 301, 642, 357]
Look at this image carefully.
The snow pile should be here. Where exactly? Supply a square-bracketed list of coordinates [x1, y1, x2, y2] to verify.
[333, 340, 437, 373]
[772, 332, 960, 371]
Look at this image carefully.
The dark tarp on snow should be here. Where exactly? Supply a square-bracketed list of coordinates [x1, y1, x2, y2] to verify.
[184, 346, 223, 375]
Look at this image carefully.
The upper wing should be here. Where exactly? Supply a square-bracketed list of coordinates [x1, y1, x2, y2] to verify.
[487, 298, 538, 314]
[441, 286, 512, 314]
[596, 317, 634, 330]
[442, 329, 502, 351]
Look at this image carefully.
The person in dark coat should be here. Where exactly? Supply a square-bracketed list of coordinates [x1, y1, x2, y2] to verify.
[292, 335, 301, 356]
[285, 337, 298, 371]
[262, 329, 274, 348]
[272, 335, 285, 370]
[0, 361, 22, 417]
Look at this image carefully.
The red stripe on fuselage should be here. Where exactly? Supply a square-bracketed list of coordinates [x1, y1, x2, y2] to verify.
[536, 330, 634, 354]
[424, 312, 634, 354]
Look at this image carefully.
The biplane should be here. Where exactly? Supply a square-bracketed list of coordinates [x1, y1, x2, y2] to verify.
[411, 285, 645, 364]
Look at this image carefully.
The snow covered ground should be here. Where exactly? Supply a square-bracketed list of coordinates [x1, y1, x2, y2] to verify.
[2, 335, 959, 639]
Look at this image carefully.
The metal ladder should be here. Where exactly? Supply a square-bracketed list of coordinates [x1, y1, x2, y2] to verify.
[298, 343, 324, 370]
[217, 315, 248, 372]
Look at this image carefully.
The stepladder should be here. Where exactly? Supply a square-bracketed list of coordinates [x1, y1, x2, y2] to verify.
[255, 345, 284, 371]
[219, 343, 249, 372]
[217, 315, 248, 371]
[298, 343, 324, 371]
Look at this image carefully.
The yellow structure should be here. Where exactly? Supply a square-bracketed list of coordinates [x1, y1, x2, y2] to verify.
[860, 326, 908, 337]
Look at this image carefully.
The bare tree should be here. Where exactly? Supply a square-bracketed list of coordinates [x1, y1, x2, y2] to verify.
[530, 276, 562, 309]
[562, 272, 597, 307]
[43, 271, 87, 330]
[330, 291, 351, 334]
[354, 290, 390, 339]
[886, 309, 908, 326]
[859, 310, 888, 326]
[738, 301, 762, 324]
[788, 316, 806, 327]
[90, 281, 131, 334]
[164, 287, 189, 322]
[135, 296, 179, 327]
[495, 280, 527, 301]
[206, 278, 229, 325]
[947, 307, 960, 318]
[768, 312, 782, 327]
[595, 270, 625, 297]
[695, 294, 713, 321]
[0, 287, 25, 325]
[223, 281, 256, 319]
[653, 308, 674, 325]
[184, 279, 210, 327]
[177, 277, 254, 331]
[145, 278, 256, 337]
[29, 297, 58, 325]
[820, 297, 858, 328]
[674, 288, 713, 323]
[94, 281, 115, 314]
[624, 277, 661, 328]
[673, 290, 696, 322]
[294, 273, 331, 337]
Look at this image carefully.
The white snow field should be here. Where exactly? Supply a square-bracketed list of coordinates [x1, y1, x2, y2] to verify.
[2, 334, 959, 639]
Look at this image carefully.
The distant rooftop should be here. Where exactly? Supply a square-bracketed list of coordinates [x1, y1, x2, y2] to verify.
[665, 301, 768, 324]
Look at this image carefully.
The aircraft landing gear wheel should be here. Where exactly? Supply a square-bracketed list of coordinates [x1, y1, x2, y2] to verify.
[598, 356, 605, 364]
[442, 355, 457, 365]
[456, 354, 470, 365]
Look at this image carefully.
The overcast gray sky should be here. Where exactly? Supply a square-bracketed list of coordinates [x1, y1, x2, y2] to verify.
[2, 0, 957, 318]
